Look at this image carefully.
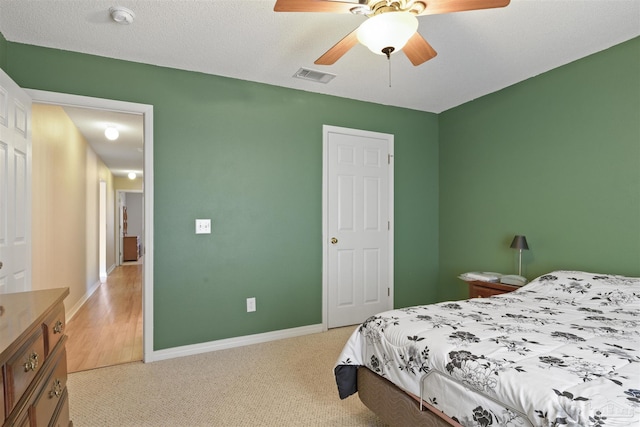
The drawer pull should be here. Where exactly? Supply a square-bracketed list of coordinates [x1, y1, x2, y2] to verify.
[49, 379, 63, 398]
[53, 320, 64, 334]
[23, 352, 39, 372]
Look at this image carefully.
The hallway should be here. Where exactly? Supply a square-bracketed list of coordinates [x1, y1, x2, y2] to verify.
[65, 263, 143, 372]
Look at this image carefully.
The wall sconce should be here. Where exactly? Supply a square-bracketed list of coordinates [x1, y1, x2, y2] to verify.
[510, 235, 529, 276]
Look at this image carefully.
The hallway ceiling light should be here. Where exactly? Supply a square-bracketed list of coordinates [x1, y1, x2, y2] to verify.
[105, 126, 119, 141]
[128, 172, 137, 180]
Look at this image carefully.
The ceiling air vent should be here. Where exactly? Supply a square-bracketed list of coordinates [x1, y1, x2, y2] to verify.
[293, 68, 336, 84]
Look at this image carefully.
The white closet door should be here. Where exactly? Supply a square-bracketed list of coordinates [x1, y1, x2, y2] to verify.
[0, 68, 32, 294]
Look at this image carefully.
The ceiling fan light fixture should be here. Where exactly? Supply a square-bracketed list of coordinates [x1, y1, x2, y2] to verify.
[357, 11, 418, 55]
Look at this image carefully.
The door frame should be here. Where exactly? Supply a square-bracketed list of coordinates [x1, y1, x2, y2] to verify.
[99, 180, 107, 282]
[26, 89, 155, 363]
[116, 189, 143, 266]
[321, 125, 394, 330]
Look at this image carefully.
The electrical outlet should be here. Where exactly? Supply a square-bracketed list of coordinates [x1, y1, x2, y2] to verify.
[246, 297, 256, 313]
[195, 219, 211, 234]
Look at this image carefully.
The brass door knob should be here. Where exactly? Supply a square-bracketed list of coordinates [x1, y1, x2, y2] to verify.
[331, 237, 338, 245]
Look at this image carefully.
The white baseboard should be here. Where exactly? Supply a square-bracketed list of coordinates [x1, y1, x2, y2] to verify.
[69, 264, 117, 321]
[107, 263, 116, 275]
[66, 280, 102, 322]
[148, 323, 324, 363]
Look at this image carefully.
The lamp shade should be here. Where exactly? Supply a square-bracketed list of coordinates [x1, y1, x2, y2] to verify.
[357, 12, 418, 55]
[510, 235, 529, 250]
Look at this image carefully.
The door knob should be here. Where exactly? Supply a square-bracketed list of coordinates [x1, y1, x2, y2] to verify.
[331, 237, 338, 245]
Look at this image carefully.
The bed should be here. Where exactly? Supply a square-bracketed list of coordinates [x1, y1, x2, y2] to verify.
[334, 270, 640, 426]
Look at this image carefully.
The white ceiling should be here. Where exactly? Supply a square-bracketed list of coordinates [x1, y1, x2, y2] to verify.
[1, 0, 638, 174]
[61, 106, 144, 178]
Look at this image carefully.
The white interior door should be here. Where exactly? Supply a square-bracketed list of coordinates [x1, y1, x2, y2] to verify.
[323, 125, 394, 328]
[117, 191, 126, 265]
[0, 68, 32, 294]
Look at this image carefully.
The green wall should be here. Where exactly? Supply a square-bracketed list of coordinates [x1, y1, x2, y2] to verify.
[0, 32, 7, 70]
[438, 37, 640, 300]
[4, 35, 638, 350]
[3, 42, 440, 350]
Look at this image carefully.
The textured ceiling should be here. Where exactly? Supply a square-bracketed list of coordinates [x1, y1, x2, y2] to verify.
[1, 0, 638, 114]
[1, 1, 638, 175]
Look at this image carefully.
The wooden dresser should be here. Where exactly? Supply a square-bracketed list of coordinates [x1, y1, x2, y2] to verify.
[0, 288, 72, 427]
[123, 235, 139, 262]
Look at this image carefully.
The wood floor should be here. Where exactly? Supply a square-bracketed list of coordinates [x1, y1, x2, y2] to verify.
[65, 263, 143, 373]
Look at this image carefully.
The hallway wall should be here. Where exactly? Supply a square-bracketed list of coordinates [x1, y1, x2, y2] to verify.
[31, 104, 115, 313]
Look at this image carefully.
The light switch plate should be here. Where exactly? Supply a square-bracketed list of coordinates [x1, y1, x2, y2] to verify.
[195, 219, 211, 234]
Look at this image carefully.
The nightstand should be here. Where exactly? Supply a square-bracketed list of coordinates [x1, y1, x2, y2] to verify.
[465, 280, 519, 298]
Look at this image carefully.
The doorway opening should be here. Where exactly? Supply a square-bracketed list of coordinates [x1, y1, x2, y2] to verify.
[118, 190, 144, 266]
[27, 89, 154, 367]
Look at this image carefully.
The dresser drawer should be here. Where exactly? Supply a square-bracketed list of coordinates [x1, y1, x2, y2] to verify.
[50, 387, 70, 427]
[32, 349, 68, 427]
[470, 285, 505, 298]
[6, 327, 46, 412]
[44, 306, 66, 356]
[1, 370, 5, 422]
[14, 411, 31, 427]
[467, 280, 518, 298]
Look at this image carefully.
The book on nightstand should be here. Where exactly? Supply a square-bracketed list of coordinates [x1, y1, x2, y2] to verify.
[458, 271, 503, 283]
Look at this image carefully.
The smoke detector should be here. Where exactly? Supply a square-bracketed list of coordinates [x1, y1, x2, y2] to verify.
[109, 6, 135, 25]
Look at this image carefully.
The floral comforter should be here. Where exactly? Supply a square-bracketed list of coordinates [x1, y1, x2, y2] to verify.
[335, 271, 640, 426]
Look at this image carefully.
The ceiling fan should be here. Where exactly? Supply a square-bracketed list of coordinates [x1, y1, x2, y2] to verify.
[274, 0, 511, 66]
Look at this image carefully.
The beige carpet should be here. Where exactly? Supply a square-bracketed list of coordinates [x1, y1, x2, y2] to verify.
[68, 326, 387, 426]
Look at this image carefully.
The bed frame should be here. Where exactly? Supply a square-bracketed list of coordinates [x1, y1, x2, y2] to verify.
[357, 367, 461, 427]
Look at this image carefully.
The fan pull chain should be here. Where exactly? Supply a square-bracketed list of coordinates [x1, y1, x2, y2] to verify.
[382, 47, 395, 87]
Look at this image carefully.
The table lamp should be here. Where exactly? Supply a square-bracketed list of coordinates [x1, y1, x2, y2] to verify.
[510, 235, 529, 276]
